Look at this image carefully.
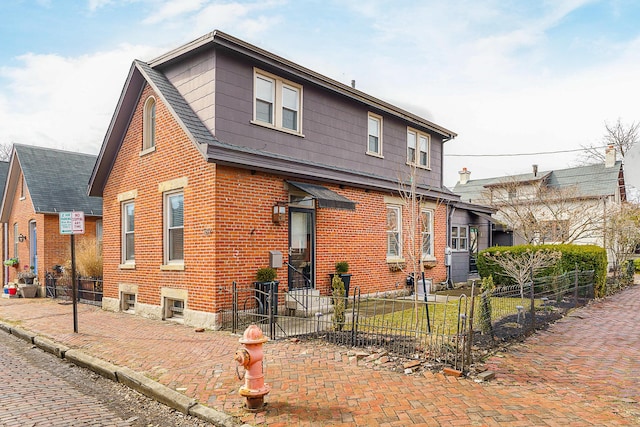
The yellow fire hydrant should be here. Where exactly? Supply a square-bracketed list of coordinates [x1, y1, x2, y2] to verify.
[234, 324, 271, 409]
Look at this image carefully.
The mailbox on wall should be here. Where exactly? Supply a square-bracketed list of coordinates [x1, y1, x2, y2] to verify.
[269, 250, 283, 269]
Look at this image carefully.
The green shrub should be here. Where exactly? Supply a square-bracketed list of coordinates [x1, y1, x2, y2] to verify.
[256, 267, 277, 282]
[332, 274, 346, 331]
[634, 258, 640, 272]
[335, 261, 349, 274]
[478, 244, 607, 297]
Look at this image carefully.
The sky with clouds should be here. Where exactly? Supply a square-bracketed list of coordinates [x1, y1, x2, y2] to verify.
[1, 0, 640, 187]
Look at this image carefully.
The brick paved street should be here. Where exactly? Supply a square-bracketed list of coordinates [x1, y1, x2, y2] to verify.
[1, 285, 639, 426]
[0, 330, 131, 427]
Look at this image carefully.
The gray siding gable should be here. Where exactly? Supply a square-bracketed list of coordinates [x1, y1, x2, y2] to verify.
[135, 60, 219, 151]
[90, 30, 460, 202]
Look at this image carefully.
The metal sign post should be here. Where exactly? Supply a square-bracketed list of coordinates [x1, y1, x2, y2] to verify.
[59, 212, 85, 333]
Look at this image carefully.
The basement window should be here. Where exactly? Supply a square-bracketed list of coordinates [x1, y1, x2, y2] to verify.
[164, 298, 184, 322]
[121, 293, 136, 313]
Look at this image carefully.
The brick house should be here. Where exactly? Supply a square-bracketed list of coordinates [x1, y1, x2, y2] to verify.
[1, 144, 102, 289]
[0, 160, 8, 285]
[89, 30, 466, 328]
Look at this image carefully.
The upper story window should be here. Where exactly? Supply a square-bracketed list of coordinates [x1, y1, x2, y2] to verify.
[253, 69, 302, 134]
[367, 113, 383, 156]
[386, 205, 402, 258]
[451, 225, 468, 251]
[407, 128, 431, 168]
[164, 191, 184, 264]
[143, 96, 156, 151]
[421, 209, 434, 258]
[20, 175, 25, 199]
[122, 201, 135, 263]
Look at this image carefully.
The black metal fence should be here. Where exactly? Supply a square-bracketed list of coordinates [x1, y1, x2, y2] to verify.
[219, 270, 596, 373]
[45, 273, 103, 306]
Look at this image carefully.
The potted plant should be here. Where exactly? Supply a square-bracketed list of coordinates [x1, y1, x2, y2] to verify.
[18, 265, 37, 285]
[4, 257, 19, 268]
[254, 267, 278, 315]
[331, 261, 351, 298]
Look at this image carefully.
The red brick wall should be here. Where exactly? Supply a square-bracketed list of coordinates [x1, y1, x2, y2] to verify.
[102, 84, 449, 315]
[212, 167, 448, 304]
[102, 84, 218, 312]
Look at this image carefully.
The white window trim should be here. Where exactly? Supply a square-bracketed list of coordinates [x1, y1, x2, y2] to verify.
[162, 190, 184, 268]
[120, 200, 135, 267]
[143, 96, 156, 151]
[20, 176, 25, 200]
[451, 225, 469, 252]
[406, 127, 431, 169]
[421, 209, 435, 260]
[252, 68, 304, 136]
[366, 112, 383, 158]
[386, 205, 403, 261]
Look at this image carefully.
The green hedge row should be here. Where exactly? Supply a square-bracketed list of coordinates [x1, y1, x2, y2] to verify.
[477, 244, 607, 297]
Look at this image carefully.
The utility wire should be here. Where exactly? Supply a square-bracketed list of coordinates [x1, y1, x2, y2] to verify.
[444, 146, 609, 158]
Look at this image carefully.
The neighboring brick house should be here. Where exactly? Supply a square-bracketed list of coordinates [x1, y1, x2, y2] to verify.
[0, 144, 102, 288]
[453, 147, 625, 251]
[0, 161, 9, 285]
[88, 30, 465, 328]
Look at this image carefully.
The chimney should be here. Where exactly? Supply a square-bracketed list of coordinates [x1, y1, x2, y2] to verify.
[532, 164, 538, 177]
[459, 167, 471, 185]
[351, 80, 356, 89]
[605, 145, 616, 168]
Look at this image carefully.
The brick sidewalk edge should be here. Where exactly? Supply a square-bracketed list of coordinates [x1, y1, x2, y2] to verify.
[0, 321, 250, 427]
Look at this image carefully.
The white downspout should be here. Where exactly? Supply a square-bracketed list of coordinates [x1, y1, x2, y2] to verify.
[3, 223, 7, 285]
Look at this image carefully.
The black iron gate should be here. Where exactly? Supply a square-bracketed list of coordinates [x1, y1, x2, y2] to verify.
[221, 282, 362, 343]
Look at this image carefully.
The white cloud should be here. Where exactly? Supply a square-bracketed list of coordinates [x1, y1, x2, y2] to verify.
[0, 44, 162, 153]
[87, 0, 115, 12]
[142, 0, 207, 25]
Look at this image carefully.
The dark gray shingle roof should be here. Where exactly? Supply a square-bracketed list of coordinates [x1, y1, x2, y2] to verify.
[0, 161, 9, 202]
[16, 144, 102, 215]
[134, 60, 219, 147]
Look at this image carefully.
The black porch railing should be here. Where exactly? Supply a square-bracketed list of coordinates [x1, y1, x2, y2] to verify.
[45, 273, 103, 306]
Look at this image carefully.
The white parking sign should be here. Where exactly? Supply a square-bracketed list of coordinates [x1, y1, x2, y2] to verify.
[60, 211, 85, 235]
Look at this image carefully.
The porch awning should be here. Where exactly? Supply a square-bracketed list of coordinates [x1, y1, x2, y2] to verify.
[471, 211, 494, 223]
[287, 181, 357, 210]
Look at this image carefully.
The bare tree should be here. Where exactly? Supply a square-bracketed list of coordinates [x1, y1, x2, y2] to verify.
[483, 178, 602, 244]
[0, 142, 13, 162]
[397, 165, 424, 327]
[579, 118, 639, 164]
[482, 249, 562, 300]
[396, 164, 445, 331]
[603, 201, 640, 278]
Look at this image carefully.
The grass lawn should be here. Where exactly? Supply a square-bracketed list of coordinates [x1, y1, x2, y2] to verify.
[351, 295, 545, 336]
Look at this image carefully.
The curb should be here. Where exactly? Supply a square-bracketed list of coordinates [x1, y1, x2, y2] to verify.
[0, 320, 245, 427]
[116, 366, 197, 414]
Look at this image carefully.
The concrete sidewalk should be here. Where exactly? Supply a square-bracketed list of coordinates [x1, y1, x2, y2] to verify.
[1, 287, 640, 426]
